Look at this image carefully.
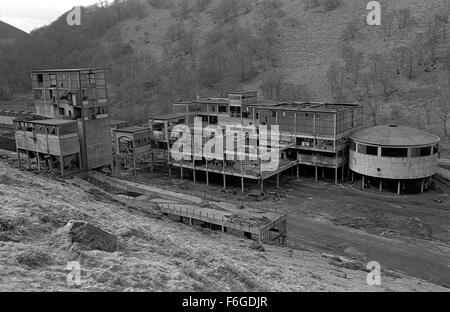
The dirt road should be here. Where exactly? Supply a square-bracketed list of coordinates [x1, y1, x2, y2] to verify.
[286, 214, 450, 287]
[269, 178, 450, 288]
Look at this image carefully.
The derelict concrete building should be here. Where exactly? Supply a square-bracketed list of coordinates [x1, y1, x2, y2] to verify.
[29, 68, 112, 171]
[349, 125, 440, 194]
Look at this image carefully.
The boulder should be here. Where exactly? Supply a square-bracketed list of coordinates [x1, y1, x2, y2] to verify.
[65, 220, 118, 253]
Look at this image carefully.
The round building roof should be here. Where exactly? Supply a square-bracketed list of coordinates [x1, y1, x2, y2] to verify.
[350, 125, 440, 147]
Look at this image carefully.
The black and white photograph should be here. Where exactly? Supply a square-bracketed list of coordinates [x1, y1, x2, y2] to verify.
[0, 0, 449, 298]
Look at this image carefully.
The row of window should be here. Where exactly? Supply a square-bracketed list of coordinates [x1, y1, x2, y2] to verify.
[34, 86, 107, 101]
[14, 122, 77, 136]
[35, 72, 106, 91]
[351, 141, 439, 158]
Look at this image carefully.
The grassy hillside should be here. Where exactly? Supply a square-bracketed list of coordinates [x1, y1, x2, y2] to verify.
[0, 158, 447, 291]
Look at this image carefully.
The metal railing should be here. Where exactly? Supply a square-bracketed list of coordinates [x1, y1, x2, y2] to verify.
[155, 202, 255, 233]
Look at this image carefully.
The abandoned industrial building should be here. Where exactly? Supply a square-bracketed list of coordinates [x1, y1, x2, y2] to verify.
[0, 68, 444, 245]
[148, 91, 364, 192]
[350, 125, 440, 195]
[28, 68, 112, 171]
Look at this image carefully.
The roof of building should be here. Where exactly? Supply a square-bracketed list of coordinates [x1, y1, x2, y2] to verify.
[193, 98, 229, 105]
[31, 119, 78, 126]
[110, 120, 129, 127]
[31, 68, 105, 73]
[256, 102, 360, 112]
[228, 90, 258, 95]
[114, 126, 150, 133]
[350, 125, 440, 147]
[149, 113, 189, 121]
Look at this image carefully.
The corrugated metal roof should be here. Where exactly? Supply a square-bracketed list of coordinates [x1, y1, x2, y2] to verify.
[350, 125, 440, 146]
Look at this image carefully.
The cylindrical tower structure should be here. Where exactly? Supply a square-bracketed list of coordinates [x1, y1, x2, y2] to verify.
[349, 125, 440, 194]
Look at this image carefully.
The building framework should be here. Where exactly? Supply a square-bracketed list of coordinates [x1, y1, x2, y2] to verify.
[149, 91, 363, 191]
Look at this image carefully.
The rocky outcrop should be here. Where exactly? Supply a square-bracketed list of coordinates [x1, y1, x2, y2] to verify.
[65, 220, 118, 253]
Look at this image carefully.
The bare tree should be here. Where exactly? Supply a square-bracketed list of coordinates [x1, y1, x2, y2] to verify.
[327, 62, 345, 100]
[342, 20, 360, 41]
[368, 53, 397, 98]
[395, 8, 413, 30]
[423, 99, 434, 125]
[434, 93, 449, 138]
[383, 13, 395, 41]
[365, 96, 380, 126]
[260, 70, 285, 100]
[434, 12, 449, 42]
[390, 46, 407, 77]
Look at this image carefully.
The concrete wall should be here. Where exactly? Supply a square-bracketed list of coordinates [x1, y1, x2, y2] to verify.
[350, 150, 438, 179]
[81, 117, 112, 170]
[35, 100, 56, 118]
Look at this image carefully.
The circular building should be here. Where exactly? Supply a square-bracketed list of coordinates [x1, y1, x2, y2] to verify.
[349, 125, 440, 194]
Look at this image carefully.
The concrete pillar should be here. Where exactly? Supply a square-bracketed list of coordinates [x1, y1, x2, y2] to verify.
[168, 165, 172, 178]
[223, 160, 226, 189]
[17, 148, 21, 169]
[37, 153, 41, 171]
[335, 167, 338, 185]
[379, 179, 382, 192]
[189, 218, 193, 226]
[27, 152, 31, 170]
[206, 160, 209, 186]
[78, 152, 82, 173]
[132, 151, 137, 176]
[421, 179, 425, 193]
[296, 164, 299, 179]
[315, 165, 318, 181]
[362, 175, 365, 190]
[397, 180, 401, 195]
[260, 178, 264, 193]
[151, 153, 155, 172]
[240, 160, 244, 193]
[193, 169, 196, 183]
[60, 156, 64, 176]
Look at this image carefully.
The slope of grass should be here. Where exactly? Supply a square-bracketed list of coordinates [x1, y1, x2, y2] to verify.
[0, 159, 447, 292]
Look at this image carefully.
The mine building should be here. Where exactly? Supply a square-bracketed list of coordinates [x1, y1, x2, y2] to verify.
[349, 125, 440, 194]
[13, 118, 81, 174]
[149, 112, 194, 149]
[0, 110, 36, 152]
[256, 102, 364, 185]
[29, 68, 112, 171]
[149, 91, 363, 191]
[113, 125, 153, 176]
